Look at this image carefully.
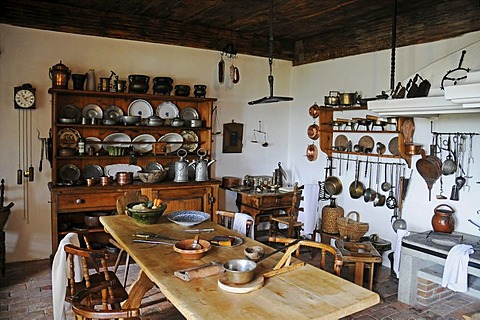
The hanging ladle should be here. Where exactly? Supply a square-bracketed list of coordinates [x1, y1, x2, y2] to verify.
[381, 163, 391, 192]
[262, 132, 269, 147]
[442, 135, 457, 175]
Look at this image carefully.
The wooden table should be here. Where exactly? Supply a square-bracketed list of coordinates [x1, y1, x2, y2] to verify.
[335, 240, 383, 290]
[100, 215, 379, 319]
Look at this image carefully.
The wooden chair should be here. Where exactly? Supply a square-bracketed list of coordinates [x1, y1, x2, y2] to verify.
[72, 280, 139, 320]
[112, 190, 150, 287]
[64, 244, 128, 310]
[268, 236, 343, 276]
[269, 183, 304, 238]
[216, 210, 254, 236]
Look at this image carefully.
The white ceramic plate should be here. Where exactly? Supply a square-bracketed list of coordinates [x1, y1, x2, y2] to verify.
[85, 137, 102, 152]
[132, 134, 156, 154]
[57, 128, 81, 149]
[157, 101, 180, 119]
[104, 164, 142, 178]
[103, 133, 131, 147]
[180, 107, 199, 121]
[128, 99, 153, 118]
[180, 130, 199, 152]
[82, 104, 103, 119]
[158, 133, 183, 154]
[104, 105, 124, 121]
[167, 210, 210, 226]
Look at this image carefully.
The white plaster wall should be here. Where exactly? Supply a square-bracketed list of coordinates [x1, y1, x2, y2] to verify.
[0, 24, 292, 262]
[289, 31, 480, 264]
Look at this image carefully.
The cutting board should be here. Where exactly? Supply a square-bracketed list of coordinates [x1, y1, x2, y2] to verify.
[218, 275, 264, 294]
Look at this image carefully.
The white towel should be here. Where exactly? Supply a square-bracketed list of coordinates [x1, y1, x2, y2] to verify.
[298, 184, 319, 237]
[393, 229, 410, 278]
[442, 244, 474, 292]
[233, 212, 255, 239]
[51, 233, 83, 320]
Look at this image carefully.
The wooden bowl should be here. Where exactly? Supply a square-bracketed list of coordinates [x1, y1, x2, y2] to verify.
[173, 239, 211, 260]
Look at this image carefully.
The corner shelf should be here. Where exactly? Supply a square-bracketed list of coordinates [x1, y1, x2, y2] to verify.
[317, 106, 413, 167]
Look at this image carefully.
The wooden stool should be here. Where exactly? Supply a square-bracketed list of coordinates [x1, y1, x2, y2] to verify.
[335, 240, 382, 290]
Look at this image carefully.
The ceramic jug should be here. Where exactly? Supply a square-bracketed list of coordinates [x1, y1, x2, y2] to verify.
[432, 204, 455, 233]
[86, 69, 96, 91]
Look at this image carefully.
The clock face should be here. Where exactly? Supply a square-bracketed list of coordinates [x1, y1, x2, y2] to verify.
[15, 89, 36, 109]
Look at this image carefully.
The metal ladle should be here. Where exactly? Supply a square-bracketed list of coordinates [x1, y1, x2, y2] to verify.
[381, 163, 391, 192]
[186, 234, 203, 250]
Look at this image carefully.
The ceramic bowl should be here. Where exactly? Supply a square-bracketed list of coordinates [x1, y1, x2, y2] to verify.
[244, 246, 265, 261]
[138, 170, 167, 183]
[173, 238, 211, 260]
[127, 202, 167, 224]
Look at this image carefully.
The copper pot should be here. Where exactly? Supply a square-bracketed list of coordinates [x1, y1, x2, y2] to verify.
[115, 172, 133, 185]
[306, 144, 318, 162]
[308, 103, 320, 118]
[432, 204, 455, 233]
[324, 91, 340, 106]
[404, 143, 424, 155]
[307, 124, 320, 140]
[339, 92, 357, 105]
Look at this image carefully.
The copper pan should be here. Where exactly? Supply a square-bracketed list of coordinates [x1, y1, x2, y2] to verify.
[306, 144, 318, 162]
[307, 123, 320, 140]
[308, 103, 320, 118]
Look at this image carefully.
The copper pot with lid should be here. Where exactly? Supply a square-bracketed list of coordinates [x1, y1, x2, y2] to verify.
[49, 60, 71, 89]
[324, 91, 340, 106]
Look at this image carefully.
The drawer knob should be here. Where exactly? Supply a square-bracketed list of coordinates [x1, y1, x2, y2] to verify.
[276, 198, 281, 204]
[75, 198, 85, 204]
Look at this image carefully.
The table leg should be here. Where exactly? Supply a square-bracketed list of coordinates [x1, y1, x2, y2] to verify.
[354, 262, 365, 288]
[121, 269, 154, 309]
[368, 263, 375, 290]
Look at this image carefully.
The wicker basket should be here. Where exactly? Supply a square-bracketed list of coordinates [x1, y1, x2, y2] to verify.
[321, 200, 344, 234]
[337, 211, 369, 242]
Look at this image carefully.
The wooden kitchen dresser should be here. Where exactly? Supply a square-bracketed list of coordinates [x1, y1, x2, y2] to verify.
[48, 88, 219, 257]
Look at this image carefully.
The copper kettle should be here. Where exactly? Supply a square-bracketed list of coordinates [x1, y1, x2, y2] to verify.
[49, 61, 71, 89]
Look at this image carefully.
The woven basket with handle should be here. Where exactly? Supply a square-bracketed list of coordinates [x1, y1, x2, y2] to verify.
[337, 211, 369, 242]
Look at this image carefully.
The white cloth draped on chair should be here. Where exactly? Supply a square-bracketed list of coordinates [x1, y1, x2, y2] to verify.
[233, 212, 255, 238]
[52, 233, 83, 320]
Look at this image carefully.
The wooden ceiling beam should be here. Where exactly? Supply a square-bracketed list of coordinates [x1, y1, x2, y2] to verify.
[0, 0, 295, 61]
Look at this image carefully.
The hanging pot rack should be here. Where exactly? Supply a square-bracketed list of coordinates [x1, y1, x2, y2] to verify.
[248, 0, 293, 105]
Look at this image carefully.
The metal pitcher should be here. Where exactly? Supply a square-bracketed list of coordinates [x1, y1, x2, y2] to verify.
[194, 148, 215, 182]
[174, 149, 189, 183]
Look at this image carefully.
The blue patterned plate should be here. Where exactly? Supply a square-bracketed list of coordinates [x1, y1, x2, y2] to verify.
[167, 210, 210, 226]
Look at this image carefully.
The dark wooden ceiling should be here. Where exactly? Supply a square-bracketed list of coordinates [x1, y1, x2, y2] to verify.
[1, 0, 479, 65]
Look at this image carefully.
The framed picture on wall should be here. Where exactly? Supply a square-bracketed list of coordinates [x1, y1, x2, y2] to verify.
[223, 121, 243, 153]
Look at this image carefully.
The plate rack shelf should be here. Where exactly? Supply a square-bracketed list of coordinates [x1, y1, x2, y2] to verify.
[48, 88, 220, 259]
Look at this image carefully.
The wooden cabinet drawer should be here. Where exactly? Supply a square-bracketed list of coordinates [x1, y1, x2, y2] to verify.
[56, 192, 122, 211]
[243, 193, 293, 209]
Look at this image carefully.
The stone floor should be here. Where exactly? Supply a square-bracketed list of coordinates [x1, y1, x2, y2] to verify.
[1, 254, 480, 319]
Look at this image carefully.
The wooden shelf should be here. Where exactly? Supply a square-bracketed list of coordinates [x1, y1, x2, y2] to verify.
[316, 106, 413, 167]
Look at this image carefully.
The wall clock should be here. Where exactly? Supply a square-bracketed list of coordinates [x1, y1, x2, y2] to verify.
[14, 83, 36, 109]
